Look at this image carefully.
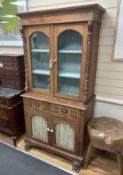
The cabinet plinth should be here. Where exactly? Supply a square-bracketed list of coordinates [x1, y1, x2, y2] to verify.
[18, 4, 104, 169]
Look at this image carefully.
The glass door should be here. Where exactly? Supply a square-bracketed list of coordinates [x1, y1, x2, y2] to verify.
[54, 24, 86, 100]
[30, 31, 51, 91]
[58, 30, 82, 96]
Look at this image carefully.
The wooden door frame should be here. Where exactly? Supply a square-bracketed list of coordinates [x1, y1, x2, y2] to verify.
[25, 25, 53, 96]
[53, 22, 88, 101]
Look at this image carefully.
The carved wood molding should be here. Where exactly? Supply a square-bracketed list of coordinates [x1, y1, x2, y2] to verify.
[83, 21, 93, 103]
[20, 27, 29, 92]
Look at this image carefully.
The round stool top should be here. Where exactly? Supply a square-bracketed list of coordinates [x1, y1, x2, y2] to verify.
[88, 117, 123, 144]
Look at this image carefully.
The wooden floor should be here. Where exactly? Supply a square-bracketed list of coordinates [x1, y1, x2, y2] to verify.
[0, 132, 120, 175]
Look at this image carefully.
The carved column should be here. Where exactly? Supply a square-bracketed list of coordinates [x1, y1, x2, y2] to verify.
[83, 21, 93, 103]
[20, 27, 29, 92]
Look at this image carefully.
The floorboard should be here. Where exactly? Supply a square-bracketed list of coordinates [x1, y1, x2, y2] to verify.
[0, 132, 120, 175]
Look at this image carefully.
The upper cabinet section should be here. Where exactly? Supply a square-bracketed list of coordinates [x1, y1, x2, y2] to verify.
[18, 4, 104, 103]
[18, 4, 105, 26]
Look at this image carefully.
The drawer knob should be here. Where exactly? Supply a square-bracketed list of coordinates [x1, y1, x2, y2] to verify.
[34, 102, 40, 106]
[61, 108, 68, 113]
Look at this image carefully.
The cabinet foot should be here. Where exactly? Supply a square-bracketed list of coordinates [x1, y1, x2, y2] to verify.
[72, 161, 81, 172]
[25, 142, 31, 151]
[11, 136, 17, 147]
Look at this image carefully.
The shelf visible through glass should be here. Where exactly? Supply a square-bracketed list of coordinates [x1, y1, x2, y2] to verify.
[58, 72, 80, 78]
[31, 49, 49, 53]
[32, 69, 50, 75]
[58, 49, 82, 54]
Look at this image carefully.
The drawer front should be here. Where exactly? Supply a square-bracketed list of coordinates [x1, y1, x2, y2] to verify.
[50, 104, 80, 119]
[3, 65, 18, 71]
[0, 97, 6, 106]
[3, 61, 17, 67]
[2, 57, 17, 62]
[25, 99, 80, 120]
[28, 99, 49, 112]
[0, 106, 9, 120]
[3, 75, 19, 81]
[0, 118, 8, 129]
[2, 79, 20, 89]
[2, 70, 19, 77]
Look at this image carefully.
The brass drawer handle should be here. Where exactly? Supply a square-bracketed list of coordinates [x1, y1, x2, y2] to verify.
[34, 102, 40, 106]
[61, 108, 68, 113]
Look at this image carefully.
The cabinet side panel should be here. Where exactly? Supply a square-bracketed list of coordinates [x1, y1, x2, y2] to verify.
[88, 22, 101, 99]
[23, 98, 30, 137]
[18, 56, 25, 90]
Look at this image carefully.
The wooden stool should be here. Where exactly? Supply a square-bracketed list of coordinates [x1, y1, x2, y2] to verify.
[83, 117, 123, 175]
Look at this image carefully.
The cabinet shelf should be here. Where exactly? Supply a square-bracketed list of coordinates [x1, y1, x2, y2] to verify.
[58, 50, 82, 54]
[59, 72, 80, 79]
[59, 86, 79, 95]
[32, 69, 50, 75]
[31, 49, 49, 53]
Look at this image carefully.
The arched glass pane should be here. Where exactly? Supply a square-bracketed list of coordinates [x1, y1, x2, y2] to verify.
[57, 30, 82, 96]
[30, 32, 50, 90]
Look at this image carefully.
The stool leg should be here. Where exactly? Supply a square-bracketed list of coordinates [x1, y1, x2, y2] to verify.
[116, 152, 123, 175]
[83, 142, 94, 169]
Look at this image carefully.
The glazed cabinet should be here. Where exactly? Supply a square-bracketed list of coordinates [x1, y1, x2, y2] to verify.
[18, 4, 104, 169]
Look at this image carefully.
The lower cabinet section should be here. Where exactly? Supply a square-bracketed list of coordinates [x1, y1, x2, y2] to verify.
[23, 97, 93, 167]
[0, 101, 24, 137]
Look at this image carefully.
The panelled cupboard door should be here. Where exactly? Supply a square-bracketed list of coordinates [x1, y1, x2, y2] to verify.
[26, 25, 53, 95]
[51, 115, 79, 154]
[27, 107, 51, 145]
[53, 23, 88, 101]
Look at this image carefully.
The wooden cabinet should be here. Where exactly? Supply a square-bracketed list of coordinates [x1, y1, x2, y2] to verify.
[0, 54, 25, 146]
[18, 4, 104, 169]
[0, 54, 25, 90]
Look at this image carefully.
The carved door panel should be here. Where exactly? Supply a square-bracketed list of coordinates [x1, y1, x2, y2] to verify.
[26, 101, 51, 145]
[51, 115, 80, 154]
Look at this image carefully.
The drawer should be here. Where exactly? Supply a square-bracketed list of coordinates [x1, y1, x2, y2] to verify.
[2, 79, 20, 89]
[2, 70, 19, 77]
[2, 57, 17, 62]
[0, 117, 9, 129]
[3, 65, 18, 71]
[0, 106, 9, 120]
[3, 61, 17, 67]
[28, 99, 49, 112]
[50, 104, 80, 119]
[0, 97, 6, 106]
[3, 75, 19, 81]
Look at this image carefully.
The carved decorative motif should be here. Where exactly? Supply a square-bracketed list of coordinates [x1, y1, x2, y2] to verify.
[20, 27, 29, 92]
[83, 21, 93, 103]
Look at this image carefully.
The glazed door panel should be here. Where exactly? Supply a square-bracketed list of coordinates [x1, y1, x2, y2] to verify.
[51, 115, 79, 154]
[53, 23, 87, 101]
[26, 26, 53, 95]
